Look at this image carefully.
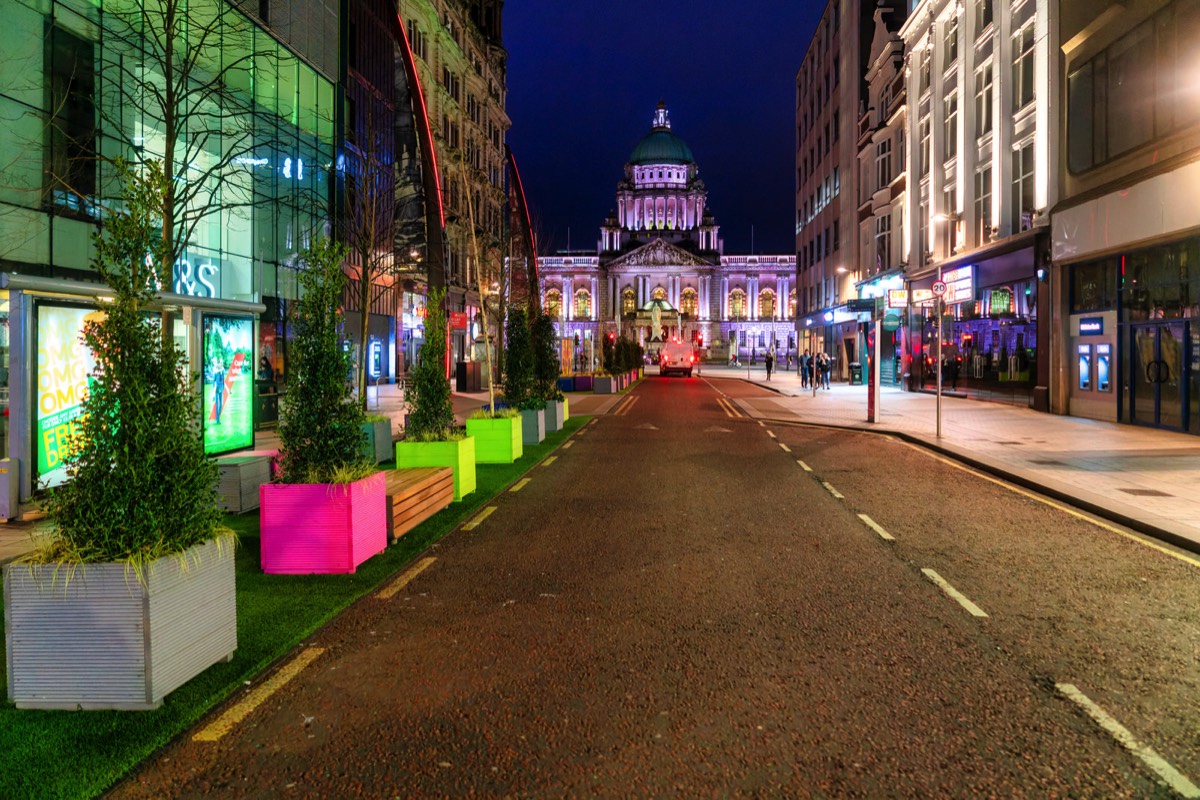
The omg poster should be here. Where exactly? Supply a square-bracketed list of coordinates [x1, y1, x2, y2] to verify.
[203, 315, 254, 454]
[35, 304, 104, 487]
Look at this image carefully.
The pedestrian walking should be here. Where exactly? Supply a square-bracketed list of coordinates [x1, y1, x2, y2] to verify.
[800, 350, 811, 388]
[751, 347, 757, 366]
[818, 351, 832, 389]
[765, 351, 774, 381]
[787, 353, 793, 370]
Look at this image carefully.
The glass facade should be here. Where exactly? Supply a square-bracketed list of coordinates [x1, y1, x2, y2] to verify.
[0, 0, 337, 302]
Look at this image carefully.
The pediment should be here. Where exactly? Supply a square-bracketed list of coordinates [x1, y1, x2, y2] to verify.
[609, 238, 714, 268]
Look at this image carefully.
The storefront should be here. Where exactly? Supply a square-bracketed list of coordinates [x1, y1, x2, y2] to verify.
[858, 272, 905, 386]
[906, 235, 1048, 407]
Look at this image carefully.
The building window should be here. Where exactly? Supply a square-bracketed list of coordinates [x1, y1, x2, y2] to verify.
[729, 289, 747, 320]
[574, 289, 592, 319]
[975, 62, 993, 137]
[681, 288, 698, 317]
[943, 186, 958, 254]
[759, 289, 777, 320]
[876, 138, 892, 188]
[45, 26, 97, 217]
[919, 48, 932, 95]
[833, 219, 840, 251]
[975, 0, 993, 37]
[919, 117, 931, 176]
[545, 290, 562, 320]
[622, 287, 636, 315]
[1013, 22, 1035, 112]
[1011, 142, 1035, 233]
[652, 286, 666, 300]
[943, 92, 958, 160]
[974, 165, 993, 244]
[788, 289, 797, 319]
[874, 215, 891, 272]
[943, 15, 959, 67]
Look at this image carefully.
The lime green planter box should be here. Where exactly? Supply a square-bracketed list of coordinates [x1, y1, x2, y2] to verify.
[395, 437, 477, 501]
[563, 396, 569, 422]
[465, 416, 523, 464]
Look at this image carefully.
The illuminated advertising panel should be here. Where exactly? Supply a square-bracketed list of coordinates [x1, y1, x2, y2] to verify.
[35, 304, 103, 487]
[203, 315, 254, 455]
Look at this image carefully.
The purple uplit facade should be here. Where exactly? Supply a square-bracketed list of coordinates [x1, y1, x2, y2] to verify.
[539, 103, 797, 368]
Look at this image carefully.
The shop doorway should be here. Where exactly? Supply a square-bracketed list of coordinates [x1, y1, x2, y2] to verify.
[1128, 321, 1188, 430]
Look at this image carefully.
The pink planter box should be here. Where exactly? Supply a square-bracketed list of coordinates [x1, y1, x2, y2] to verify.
[260, 472, 387, 574]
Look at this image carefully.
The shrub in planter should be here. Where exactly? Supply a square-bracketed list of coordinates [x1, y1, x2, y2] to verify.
[503, 308, 545, 446]
[396, 288, 476, 500]
[7, 162, 234, 710]
[465, 407, 523, 464]
[261, 237, 384, 575]
[532, 310, 565, 432]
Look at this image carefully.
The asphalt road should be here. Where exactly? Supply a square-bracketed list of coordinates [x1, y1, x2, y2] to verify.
[113, 376, 1200, 798]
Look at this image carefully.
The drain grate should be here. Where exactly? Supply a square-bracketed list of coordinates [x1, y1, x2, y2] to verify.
[1118, 488, 1172, 497]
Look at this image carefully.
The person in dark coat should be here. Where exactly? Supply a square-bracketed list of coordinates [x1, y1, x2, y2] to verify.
[765, 351, 774, 381]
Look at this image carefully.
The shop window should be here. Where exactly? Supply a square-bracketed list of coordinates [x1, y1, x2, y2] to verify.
[1071, 260, 1117, 312]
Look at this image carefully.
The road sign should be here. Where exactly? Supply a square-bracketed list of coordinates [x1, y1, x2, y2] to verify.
[931, 280, 948, 297]
[882, 313, 901, 332]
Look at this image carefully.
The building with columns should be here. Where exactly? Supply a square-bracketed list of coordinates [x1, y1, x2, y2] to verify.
[538, 103, 797, 367]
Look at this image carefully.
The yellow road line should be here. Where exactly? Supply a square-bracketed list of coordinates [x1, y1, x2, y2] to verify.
[899, 441, 1200, 570]
[797, 460, 813, 472]
[822, 481, 844, 500]
[1056, 683, 1200, 798]
[779, 442, 792, 453]
[562, 441, 574, 449]
[921, 568, 988, 617]
[858, 513, 895, 541]
[541, 455, 558, 467]
[193, 647, 326, 742]
[716, 398, 734, 418]
[614, 395, 640, 416]
[509, 478, 531, 493]
[462, 506, 497, 531]
[377, 556, 437, 600]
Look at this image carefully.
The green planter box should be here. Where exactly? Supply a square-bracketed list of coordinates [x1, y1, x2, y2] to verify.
[465, 416, 523, 464]
[395, 437, 477, 501]
[563, 396, 569, 422]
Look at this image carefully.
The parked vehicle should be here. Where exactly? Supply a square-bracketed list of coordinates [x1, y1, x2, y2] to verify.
[659, 340, 696, 377]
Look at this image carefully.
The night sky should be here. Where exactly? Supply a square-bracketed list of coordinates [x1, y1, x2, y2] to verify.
[504, 1, 825, 257]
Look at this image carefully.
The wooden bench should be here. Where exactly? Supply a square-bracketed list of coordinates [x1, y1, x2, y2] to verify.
[386, 467, 454, 542]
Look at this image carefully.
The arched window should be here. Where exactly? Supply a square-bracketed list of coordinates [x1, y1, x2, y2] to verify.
[759, 289, 777, 320]
[574, 288, 592, 319]
[788, 289, 798, 320]
[622, 287, 636, 315]
[545, 289, 562, 320]
[729, 289, 747, 320]
[680, 288, 698, 317]
[652, 286, 667, 301]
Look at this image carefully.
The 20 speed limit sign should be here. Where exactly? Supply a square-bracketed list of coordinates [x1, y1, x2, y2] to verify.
[931, 280, 948, 296]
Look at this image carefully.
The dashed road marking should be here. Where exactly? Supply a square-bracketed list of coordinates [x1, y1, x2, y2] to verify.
[797, 460, 813, 472]
[193, 647, 326, 742]
[821, 481, 844, 499]
[757, 421, 765, 427]
[510, 478, 531, 493]
[857, 513, 895, 541]
[1056, 683, 1200, 798]
[779, 443, 792, 453]
[378, 556, 437, 600]
[541, 455, 558, 467]
[462, 506, 497, 531]
[767, 430, 777, 439]
[921, 568, 988, 617]
[562, 441, 574, 449]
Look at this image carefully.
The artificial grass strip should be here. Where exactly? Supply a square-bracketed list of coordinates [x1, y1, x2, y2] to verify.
[0, 416, 589, 800]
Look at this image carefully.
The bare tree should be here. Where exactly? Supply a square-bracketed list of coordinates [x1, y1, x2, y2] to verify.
[342, 100, 404, 411]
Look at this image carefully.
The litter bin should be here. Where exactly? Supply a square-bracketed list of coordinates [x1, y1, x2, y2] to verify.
[849, 362, 864, 385]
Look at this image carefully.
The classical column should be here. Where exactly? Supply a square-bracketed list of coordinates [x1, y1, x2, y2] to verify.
[721, 276, 729, 320]
[590, 277, 598, 320]
[564, 276, 572, 321]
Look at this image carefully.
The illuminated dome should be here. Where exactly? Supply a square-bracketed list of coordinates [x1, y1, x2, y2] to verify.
[628, 101, 695, 165]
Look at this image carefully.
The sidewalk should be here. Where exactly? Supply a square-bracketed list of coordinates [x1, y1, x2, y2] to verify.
[704, 362, 1200, 553]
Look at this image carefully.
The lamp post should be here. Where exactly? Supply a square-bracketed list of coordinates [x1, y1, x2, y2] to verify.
[931, 211, 961, 438]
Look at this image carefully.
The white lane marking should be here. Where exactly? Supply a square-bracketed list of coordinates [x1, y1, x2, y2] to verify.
[857, 513, 895, 541]
[757, 421, 765, 427]
[462, 506, 497, 531]
[921, 568, 988, 617]
[821, 481, 844, 499]
[797, 460, 813, 472]
[1056, 683, 1200, 798]
[779, 443, 792, 453]
[767, 430, 777, 439]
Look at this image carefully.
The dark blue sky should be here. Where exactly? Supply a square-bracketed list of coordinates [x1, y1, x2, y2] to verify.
[504, 1, 824, 256]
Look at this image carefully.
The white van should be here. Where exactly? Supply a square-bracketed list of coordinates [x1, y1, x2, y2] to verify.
[659, 340, 696, 377]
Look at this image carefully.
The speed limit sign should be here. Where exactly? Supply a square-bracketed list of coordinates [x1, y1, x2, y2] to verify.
[931, 280, 948, 296]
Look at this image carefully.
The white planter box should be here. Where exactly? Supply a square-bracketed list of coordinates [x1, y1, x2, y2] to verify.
[520, 407, 546, 445]
[4, 538, 237, 710]
[544, 399, 565, 433]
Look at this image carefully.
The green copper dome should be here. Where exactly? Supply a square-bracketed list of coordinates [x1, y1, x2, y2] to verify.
[629, 129, 695, 165]
[629, 102, 695, 165]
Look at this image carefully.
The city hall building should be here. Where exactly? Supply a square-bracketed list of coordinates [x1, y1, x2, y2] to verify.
[539, 103, 796, 366]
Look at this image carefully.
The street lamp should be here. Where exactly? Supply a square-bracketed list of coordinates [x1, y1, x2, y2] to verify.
[930, 211, 961, 438]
